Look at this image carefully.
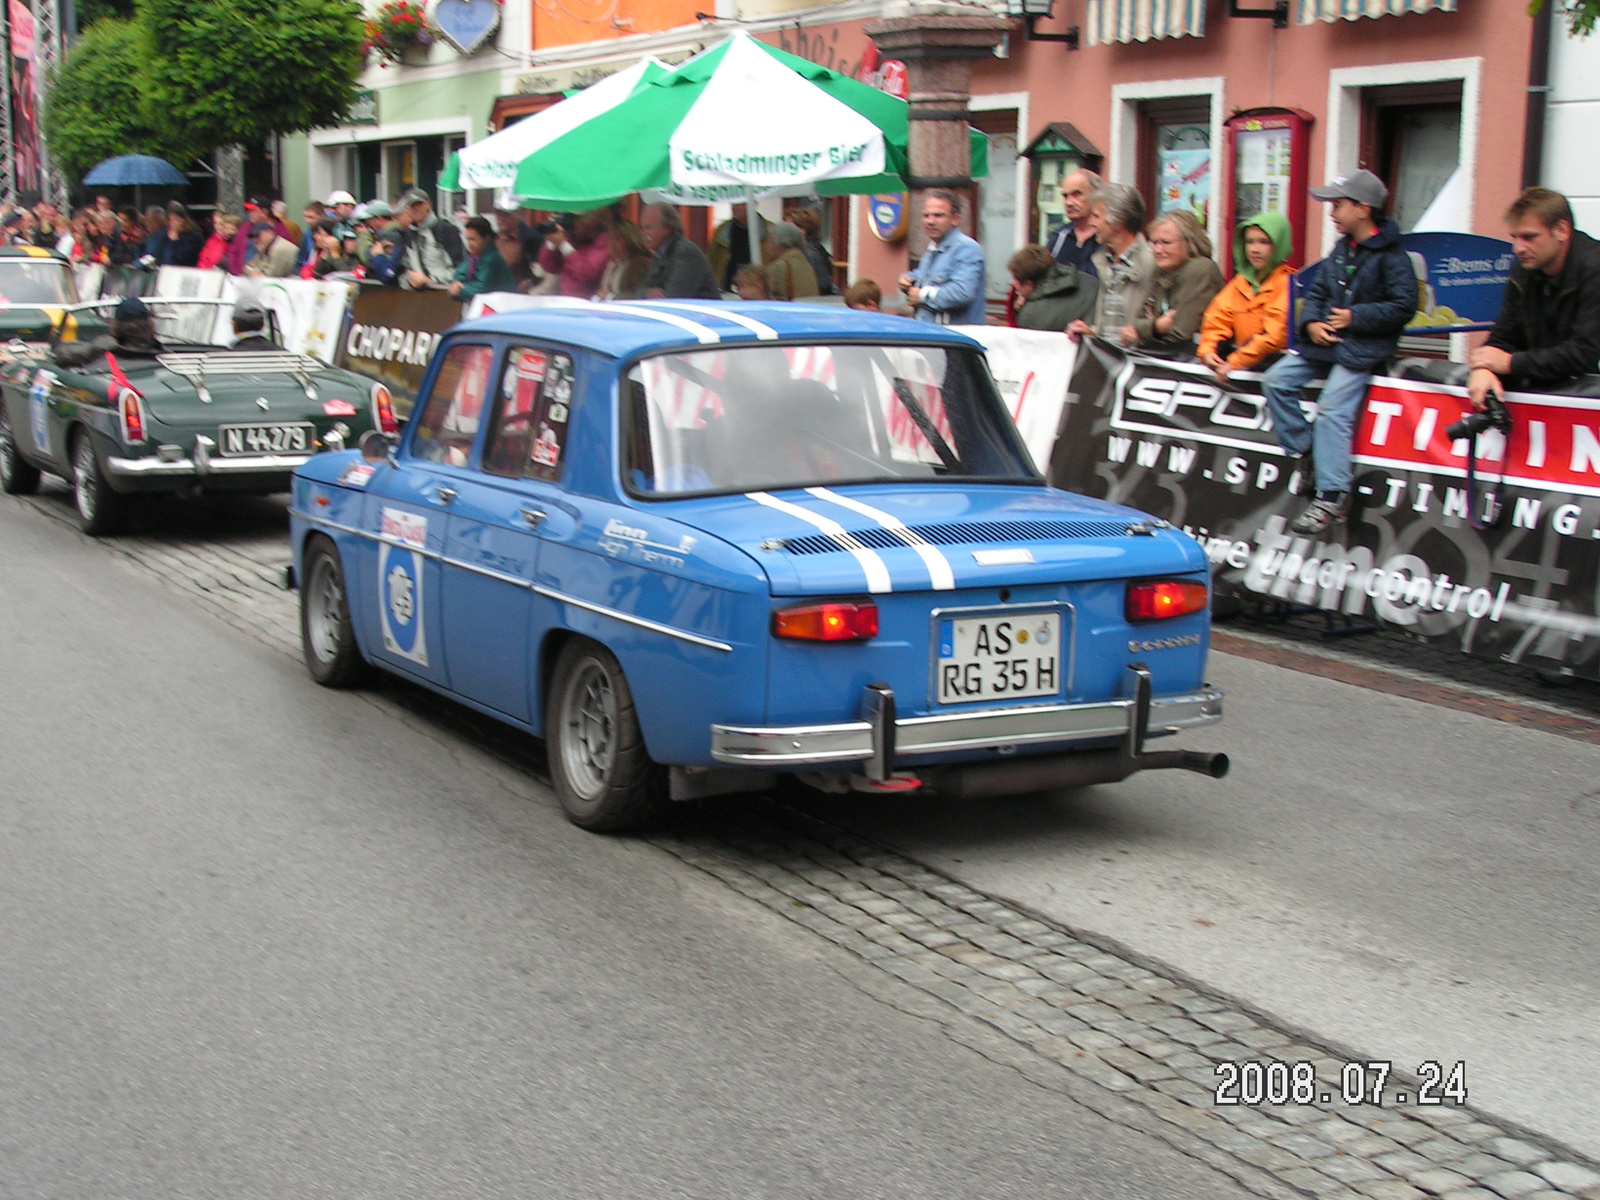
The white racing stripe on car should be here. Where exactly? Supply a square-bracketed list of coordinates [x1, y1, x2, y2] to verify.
[649, 303, 779, 341]
[606, 303, 722, 344]
[747, 491, 892, 594]
[805, 487, 956, 591]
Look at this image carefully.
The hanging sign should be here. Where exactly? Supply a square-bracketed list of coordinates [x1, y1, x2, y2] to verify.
[868, 193, 907, 243]
[430, 0, 501, 56]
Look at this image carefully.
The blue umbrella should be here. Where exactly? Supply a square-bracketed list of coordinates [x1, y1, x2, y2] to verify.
[82, 154, 189, 186]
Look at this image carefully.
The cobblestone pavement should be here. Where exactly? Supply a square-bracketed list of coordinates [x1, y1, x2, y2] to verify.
[10, 484, 1600, 1200]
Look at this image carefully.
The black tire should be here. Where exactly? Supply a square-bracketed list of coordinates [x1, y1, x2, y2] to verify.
[300, 536, 372, 688]
[546, 638, 664, 832]
[71, 429, 128, 536]
[0, 403, 41, 495]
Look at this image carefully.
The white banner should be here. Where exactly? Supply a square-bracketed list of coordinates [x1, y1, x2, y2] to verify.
[953, 326, 1079, 475]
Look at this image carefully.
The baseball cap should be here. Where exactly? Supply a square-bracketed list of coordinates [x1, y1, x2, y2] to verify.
[233, 299, 265, 321]
[397, 187, 430, 209]
[114, 297, 150, 321]
[350, 203, 371, 222]
[326, 189, 357, 206]
[1309, 169, 1388, 209]
[364, 200, 394, 218]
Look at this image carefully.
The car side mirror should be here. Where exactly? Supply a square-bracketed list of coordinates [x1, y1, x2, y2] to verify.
[360, 429, 396, 465]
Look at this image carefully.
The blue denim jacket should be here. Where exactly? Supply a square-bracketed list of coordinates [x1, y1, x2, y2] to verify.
[911, 228, 988, 326]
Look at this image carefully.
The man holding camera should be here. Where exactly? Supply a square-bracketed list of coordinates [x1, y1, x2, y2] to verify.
[1260, 169, 1414, 536]
[1468, 188, 1600, 413]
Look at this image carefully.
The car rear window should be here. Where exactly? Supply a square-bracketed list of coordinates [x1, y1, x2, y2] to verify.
[625, 343, 1037, 496]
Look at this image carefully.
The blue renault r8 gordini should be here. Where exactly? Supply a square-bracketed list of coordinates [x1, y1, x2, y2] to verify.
[289, 300, 1225, 831]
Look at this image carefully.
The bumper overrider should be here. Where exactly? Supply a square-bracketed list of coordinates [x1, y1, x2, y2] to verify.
[710, 665, 1227, 796]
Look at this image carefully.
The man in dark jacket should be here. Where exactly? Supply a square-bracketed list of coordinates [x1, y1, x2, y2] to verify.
[1261, 169, 1415, 535]
[1469, 188, 1600, 410]
[640, 204, 720, 300]
[1008, 244, 1098, 330]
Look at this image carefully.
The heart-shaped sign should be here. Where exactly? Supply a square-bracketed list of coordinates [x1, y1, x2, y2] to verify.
[430, 0, 499, 56]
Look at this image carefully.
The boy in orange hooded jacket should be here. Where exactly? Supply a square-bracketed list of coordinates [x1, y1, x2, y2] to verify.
[1198, 210, 1293, 384]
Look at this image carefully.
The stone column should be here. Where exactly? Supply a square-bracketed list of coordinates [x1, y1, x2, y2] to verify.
[865, 1, 1009, 261]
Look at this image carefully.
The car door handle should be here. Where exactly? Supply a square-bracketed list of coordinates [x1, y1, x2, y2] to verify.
[519, 506, 547, 529]
[431, 486, 458, 506]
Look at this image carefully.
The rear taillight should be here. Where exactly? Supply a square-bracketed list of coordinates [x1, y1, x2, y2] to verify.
[773, 600, 879, 642]
[118, 387, 146, 443]
[371, 383, 398, 435]
[1126, 580, 1209, 624]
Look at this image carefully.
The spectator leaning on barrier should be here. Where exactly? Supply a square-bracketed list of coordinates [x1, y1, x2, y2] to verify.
[1260, 169, 1415, 536]
[297, 202, 324, 269]
[1068, 184, 1155, 343]
[1129, 210, 1224, 355]
[1198, 210, 1294, 384]
[1007, 243, 1098, 331]
[199, 211, 239, 271]
[537, 210, 611, 299]
[151, 202, 204, 268]
[1049, 169, 1102, 279]
[764, 221, 820, 301]
[899, 190, 987, 326]
[598, 220, 652, 300]
[640, 204, 720, 300]
[245, 223, 298, 277]
[1468, 187, 1600, 411]
[448, 217, 516, 300]
[397, 187, 464, 290]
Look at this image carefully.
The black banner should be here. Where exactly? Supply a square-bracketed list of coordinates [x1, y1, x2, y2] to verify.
[1054, 339, 1600, 680]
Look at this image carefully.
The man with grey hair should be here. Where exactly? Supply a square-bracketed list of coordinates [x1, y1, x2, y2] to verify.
[898, 189, 987, 325]
[1049, 168, 1102, 278]
[1067, 183, 1154, 344]
[763, 221, 820, 300]
[640, 203, 720, 299]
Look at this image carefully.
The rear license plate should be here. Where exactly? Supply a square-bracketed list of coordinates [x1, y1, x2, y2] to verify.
[218, 422, 314, 456]
[936, 611, 1062, 705]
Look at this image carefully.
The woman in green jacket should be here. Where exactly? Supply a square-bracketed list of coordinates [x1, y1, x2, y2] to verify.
[448, 217, 516, 300]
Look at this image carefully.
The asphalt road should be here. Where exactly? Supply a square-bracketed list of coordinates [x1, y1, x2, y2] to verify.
[0, 501, 1257, 1198]
[800, 643, 1600, 1160]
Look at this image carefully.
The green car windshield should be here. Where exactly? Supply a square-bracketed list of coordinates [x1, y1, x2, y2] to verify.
[0, 258, 79, 306]
[625, 343, 1039, 496]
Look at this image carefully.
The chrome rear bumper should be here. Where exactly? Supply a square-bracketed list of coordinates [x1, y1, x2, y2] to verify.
[710, 673, 1223, 770]
[106, 441, 313, 478]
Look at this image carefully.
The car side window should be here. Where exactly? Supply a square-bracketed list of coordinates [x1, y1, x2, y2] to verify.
[482, 344, 574, 483]
[411, 343, 494, 467]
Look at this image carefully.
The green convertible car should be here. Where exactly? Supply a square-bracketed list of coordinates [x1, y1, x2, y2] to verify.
[0, 252, 395, 535]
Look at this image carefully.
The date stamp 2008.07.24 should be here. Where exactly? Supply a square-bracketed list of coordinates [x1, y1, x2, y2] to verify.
[1214, 1059, 1468, 1107]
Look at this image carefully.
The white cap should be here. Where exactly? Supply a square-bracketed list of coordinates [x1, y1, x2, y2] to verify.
[325, 189, 357, 206]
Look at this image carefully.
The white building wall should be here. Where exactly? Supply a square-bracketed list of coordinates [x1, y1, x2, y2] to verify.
[1544, 6, 1600, 233]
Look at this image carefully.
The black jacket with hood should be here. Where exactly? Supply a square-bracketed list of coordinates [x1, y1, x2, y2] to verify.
[1485, 229, 1600, 389]
[1298, 217, 1415, 373]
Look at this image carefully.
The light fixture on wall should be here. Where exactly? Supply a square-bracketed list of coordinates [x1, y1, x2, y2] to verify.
[1008, 0, 1079, 47]
[1227, 0, 1289, 29]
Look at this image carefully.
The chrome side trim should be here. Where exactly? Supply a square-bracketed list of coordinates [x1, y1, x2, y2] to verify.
[290, 507, 732, 652]
[532, 585, 734, 653]
[107, 451, 312, 476]
[711, 687, 1224, 766]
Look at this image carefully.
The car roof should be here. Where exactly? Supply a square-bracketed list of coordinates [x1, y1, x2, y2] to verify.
[451, 299, 987, 359]
[0, 246, 69, 263]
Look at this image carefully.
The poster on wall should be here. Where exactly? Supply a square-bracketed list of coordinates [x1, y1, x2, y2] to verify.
[1049, 338, 1600, 681]
[1233, 125, 1291, 224]
[1156, 124, 1210, 227]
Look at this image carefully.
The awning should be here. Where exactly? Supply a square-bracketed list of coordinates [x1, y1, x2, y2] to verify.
[1298, 0, 1456, 23]
[1084, 0, 1206, 46]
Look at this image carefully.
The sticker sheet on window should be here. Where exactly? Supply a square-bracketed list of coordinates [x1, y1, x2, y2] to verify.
[527, 352, 573, 482]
